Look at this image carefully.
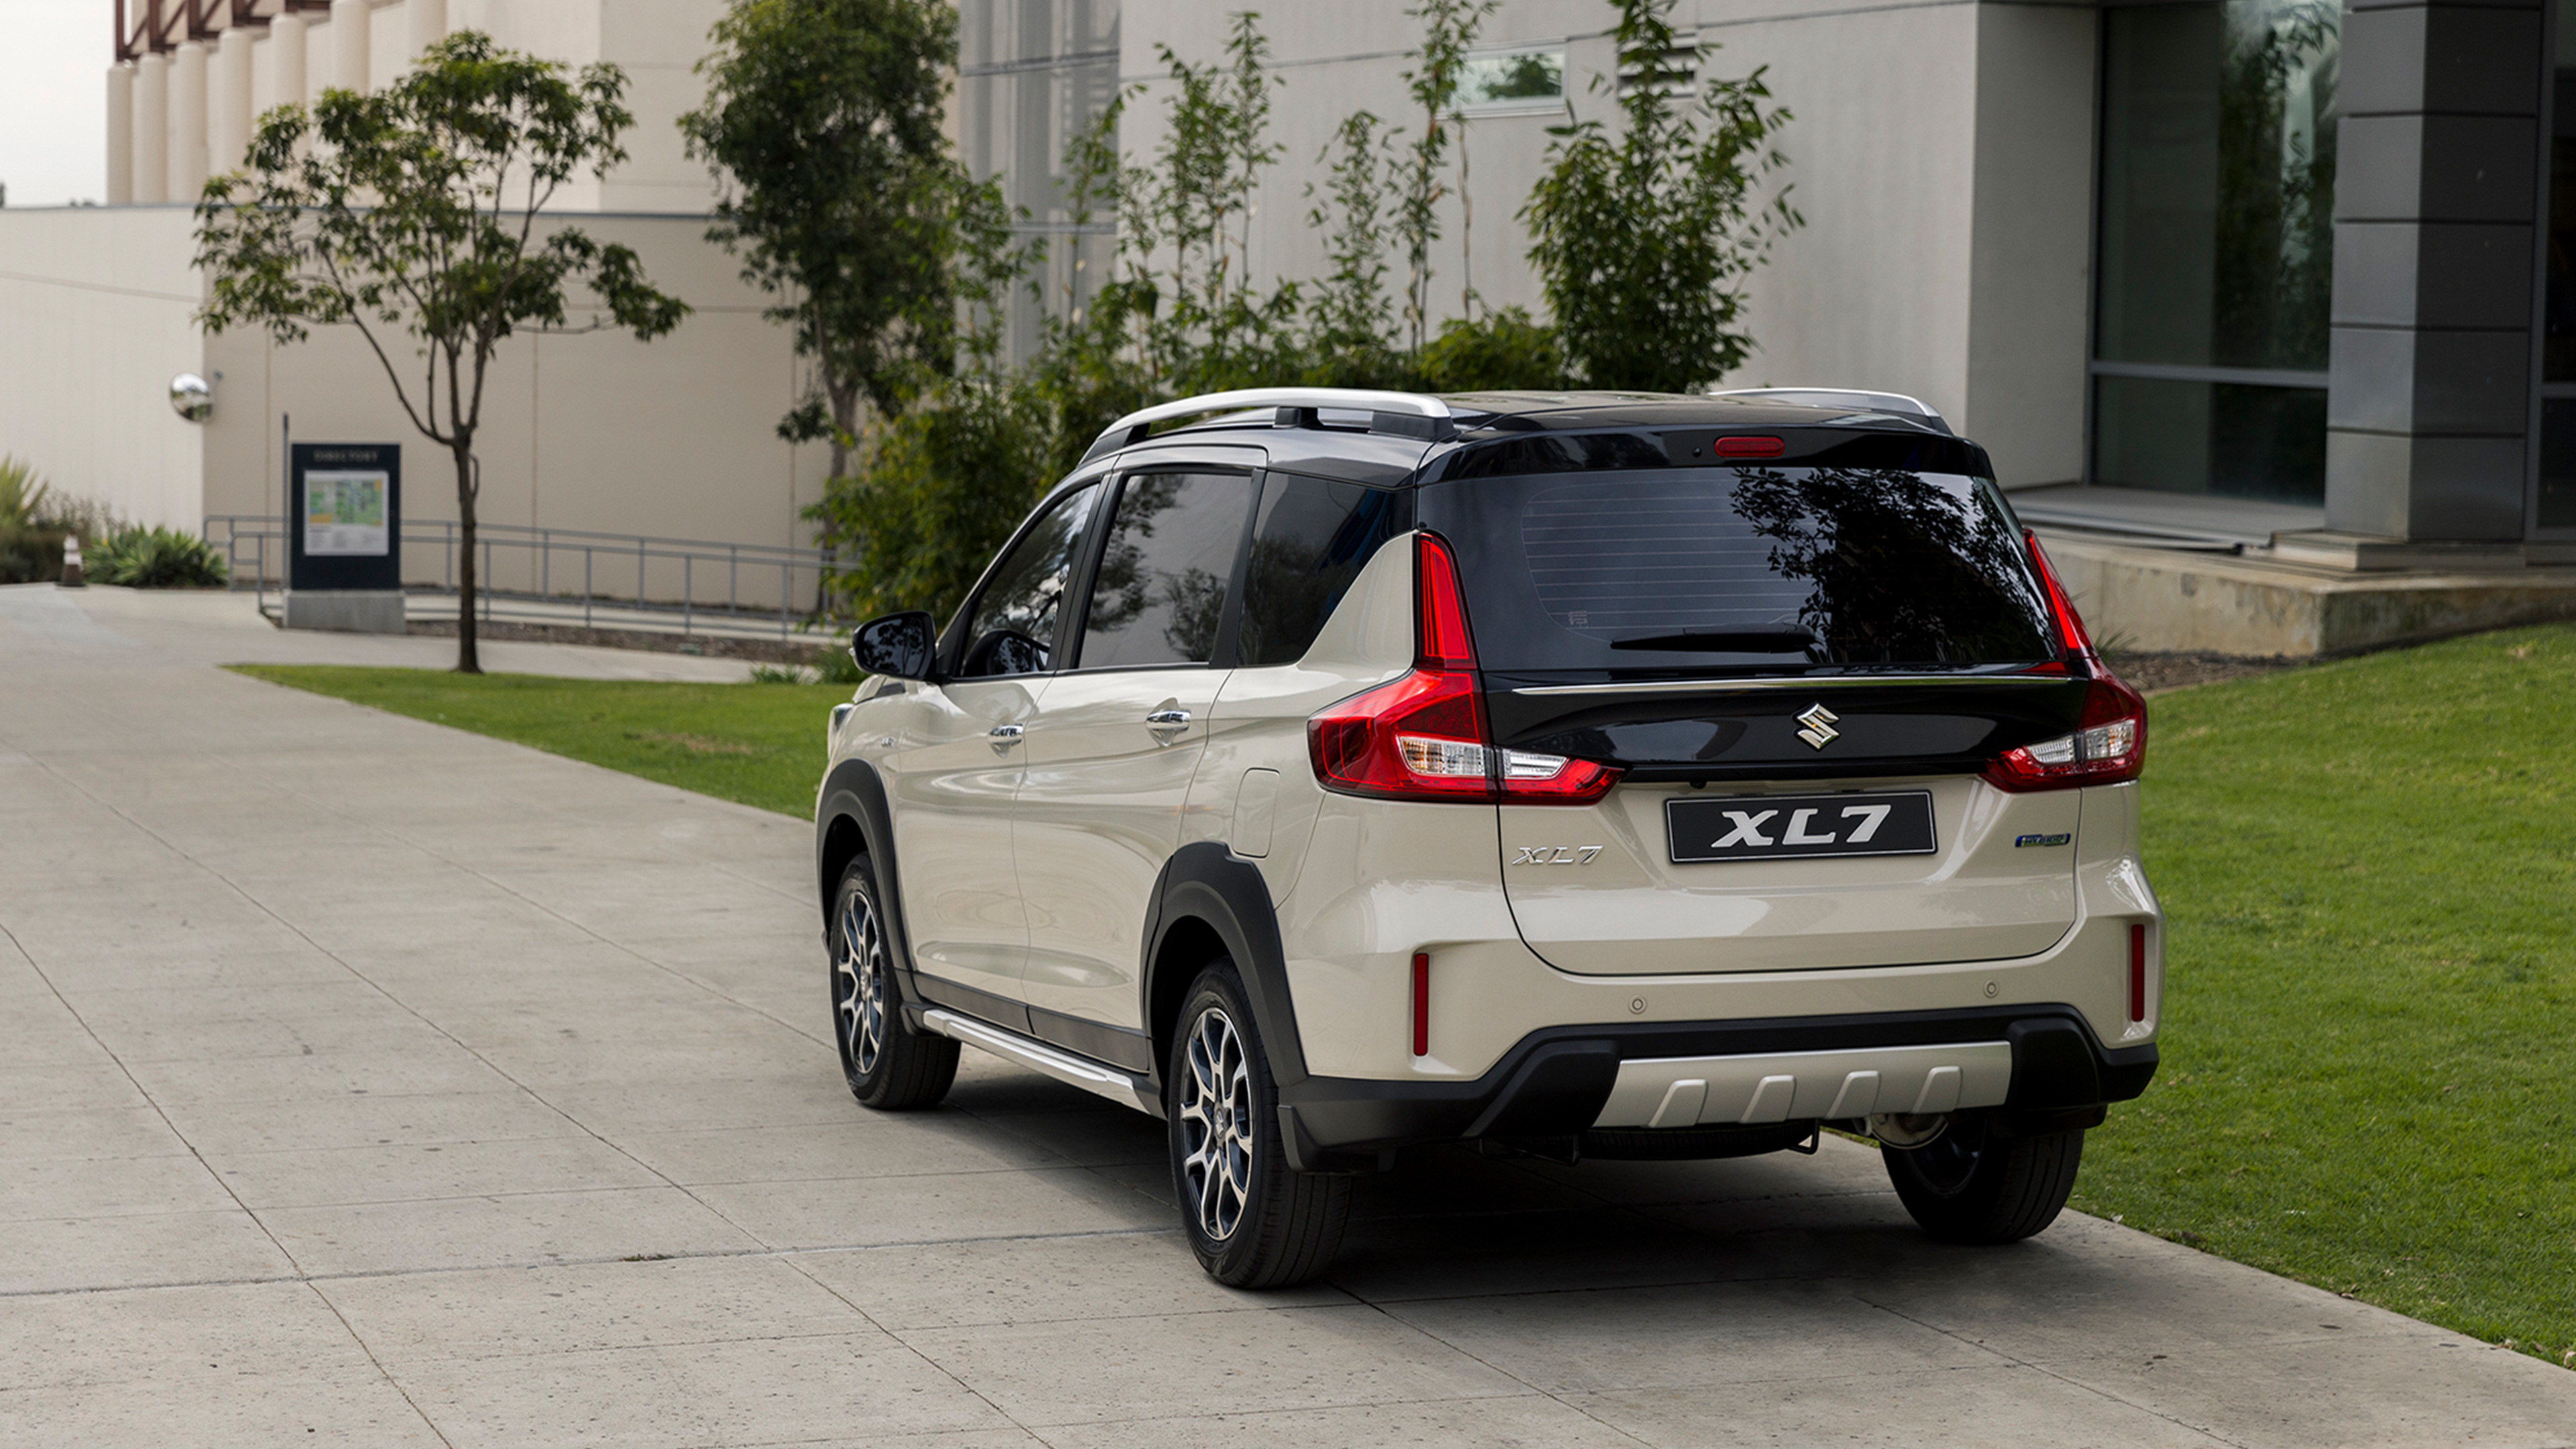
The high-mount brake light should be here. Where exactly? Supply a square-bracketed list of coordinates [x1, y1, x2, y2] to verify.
[1309, 533, 1621, 804]
[1715, 435, 1786, 458]
[1984, 529, 2149, 792]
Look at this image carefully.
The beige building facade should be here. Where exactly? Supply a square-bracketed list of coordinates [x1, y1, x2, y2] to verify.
[0, 0, 822, 604]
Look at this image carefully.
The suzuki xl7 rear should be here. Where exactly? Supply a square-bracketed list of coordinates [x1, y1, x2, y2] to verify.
[814, 388, 2161, 1287]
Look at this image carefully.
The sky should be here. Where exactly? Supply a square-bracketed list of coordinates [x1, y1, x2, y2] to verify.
[1, 1, 109, 207]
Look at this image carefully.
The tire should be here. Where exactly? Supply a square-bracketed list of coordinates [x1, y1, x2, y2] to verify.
[1882, 1112, 2084, 1244]
[1166, 961, 1350, 1288]
[829, 856, 957, 1111]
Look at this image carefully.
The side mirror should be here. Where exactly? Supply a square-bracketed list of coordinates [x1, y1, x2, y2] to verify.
[851, 610, 936, 681]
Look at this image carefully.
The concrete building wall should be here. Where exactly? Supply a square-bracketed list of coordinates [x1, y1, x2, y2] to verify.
[190, 213, 824, 598]
[111, 0, 731, 215]
[1098, 0, 2100, 487]
[0, 207, 207, 531]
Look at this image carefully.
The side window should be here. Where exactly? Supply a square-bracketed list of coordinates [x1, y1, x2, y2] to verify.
[1079, 472, 1256, 669]
[1238, 474, 1408, 667]
[956, 482, 1104, 679]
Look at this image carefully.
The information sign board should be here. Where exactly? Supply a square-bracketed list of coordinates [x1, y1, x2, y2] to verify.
[288, 443, 402, 592]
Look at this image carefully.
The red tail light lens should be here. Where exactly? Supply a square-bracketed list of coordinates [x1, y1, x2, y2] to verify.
[1985, 530, 2148, 792]
[1984, 674, 2149, 791]
[2024, 530, 2096, 658]
[1309, 533, 1621, 805]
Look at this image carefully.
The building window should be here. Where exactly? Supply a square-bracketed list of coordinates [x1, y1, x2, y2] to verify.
[1460, 46, 1567, 114]
[2092, 0, 2339, 502]
[2538, 0, 2576, 531]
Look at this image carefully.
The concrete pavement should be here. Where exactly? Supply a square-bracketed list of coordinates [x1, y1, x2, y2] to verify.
[4, 583, 2574, 1448]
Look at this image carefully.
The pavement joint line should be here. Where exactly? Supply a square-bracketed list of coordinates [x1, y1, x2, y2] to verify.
[0, 1224, 1187, 1300]
[1854, 1291, 2253, 1449]
[203, 735, 833, 1053]
[0, 914, 458, 1448]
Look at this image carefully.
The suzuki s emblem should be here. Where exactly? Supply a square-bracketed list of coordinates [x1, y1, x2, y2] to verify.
[1795, 704, 1841, 750]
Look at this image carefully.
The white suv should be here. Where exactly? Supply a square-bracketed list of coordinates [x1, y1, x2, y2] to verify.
[813, 388, 2161, 1287]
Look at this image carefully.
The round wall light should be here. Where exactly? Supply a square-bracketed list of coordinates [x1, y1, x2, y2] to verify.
[169, 372, 213, 423]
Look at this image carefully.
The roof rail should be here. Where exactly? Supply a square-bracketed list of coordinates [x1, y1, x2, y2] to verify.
[1083, 387, 1455, 464]
[1710, 387, 1950, 434]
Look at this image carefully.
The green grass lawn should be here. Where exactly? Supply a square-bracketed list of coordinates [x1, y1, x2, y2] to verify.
[2075, 623, 2576, 1371]
[235, 631, 2576, 1368]
[229, 665, 847, 818]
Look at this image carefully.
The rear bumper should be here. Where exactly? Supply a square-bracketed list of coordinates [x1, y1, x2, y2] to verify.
[1274, 1004, 2154, 1169]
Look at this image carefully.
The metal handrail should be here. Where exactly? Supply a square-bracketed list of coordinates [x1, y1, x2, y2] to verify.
[204, 515, 853, 642]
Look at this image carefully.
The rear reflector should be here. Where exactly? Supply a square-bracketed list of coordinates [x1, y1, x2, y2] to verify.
[1411, 952, 1430, 1057]
[1715, 435, 1786, 458]
[2129, 924, 2148, 1022]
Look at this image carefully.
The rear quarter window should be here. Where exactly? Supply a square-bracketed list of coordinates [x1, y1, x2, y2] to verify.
[1435, 466, 2056, 672]
[1237, 474, 1411, 667]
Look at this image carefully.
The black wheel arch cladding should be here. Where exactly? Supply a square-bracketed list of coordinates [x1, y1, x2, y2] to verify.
[1141, 842, 1309, 1091]
[816, 757, 922, 993]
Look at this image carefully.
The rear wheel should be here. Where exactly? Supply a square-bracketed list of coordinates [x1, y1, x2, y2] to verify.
[830, 857, 957, 1111]
[1167, 961, 1350, 1288]
[1883, 1112, 2083, 1244]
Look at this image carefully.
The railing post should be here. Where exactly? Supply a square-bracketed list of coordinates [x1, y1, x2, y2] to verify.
[780, 561, 791, 641]
[683, 556, 693, 635]
[637, 538, 647, 612]
[482, 537, 494, 623]
[584, 547, 593, 629]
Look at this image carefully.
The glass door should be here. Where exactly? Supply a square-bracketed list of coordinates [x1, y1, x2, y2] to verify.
[2091, 0, 2341, 502]
[2537, 0, 2576, 533]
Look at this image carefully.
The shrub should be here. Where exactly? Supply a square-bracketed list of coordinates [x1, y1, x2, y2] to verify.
[88, 527, 230, 588]
[0, 455, 67, 584]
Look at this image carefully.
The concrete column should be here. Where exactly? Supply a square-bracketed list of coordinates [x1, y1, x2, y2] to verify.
[133, 53, 168, 205]
[409, 0, 449, 60]
[2324, 0, 2546, 542]
[331, 0, 372, 95]
[272, 14, 309, 107]
[213, 28, 256, 176]
[170, 42, 209, 203]
[105, 64, 134, 205]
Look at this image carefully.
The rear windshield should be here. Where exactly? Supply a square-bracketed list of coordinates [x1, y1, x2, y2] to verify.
[1433, 467, 2057, 672]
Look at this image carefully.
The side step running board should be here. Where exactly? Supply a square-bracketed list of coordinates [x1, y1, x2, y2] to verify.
[918, 1008, 1162, 1117]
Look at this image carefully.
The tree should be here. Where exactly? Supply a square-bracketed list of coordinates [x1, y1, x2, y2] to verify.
[682, 0, 970, 486]
[195, 32, 689, 674]
[1522, 0, 1799, 392]
[1395, 0, 1492, 350]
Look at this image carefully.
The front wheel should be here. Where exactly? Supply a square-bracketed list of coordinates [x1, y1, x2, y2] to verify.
[829, 857, 957, 1110]
[1882, 1113, 2083, 1244]
[1167, 961, 1350, 1288]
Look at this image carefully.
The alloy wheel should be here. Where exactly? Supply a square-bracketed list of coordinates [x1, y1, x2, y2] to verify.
[1175, 1004, 1254, 1242]
[835, 894, 888, 1076]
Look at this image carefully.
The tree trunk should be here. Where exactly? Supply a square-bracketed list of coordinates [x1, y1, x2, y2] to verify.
[826, 377, 860, 483]
[453, 439, 481, 674]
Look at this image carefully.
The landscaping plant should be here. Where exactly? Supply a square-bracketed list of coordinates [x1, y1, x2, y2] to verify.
[1523, 0, 1801, 390]
[682, 0, 1002, 488]
[195, 32, 690, 674]
[87, 527, 229, 588]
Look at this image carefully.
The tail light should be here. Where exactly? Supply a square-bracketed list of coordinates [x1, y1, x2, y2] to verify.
[1309, 533, 1621, 805]
[1986, 531, 2147, 792]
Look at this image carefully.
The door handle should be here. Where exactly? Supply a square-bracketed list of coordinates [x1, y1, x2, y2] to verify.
[987, 722, 1024, 755]
[1144, 709, 1191, 727]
